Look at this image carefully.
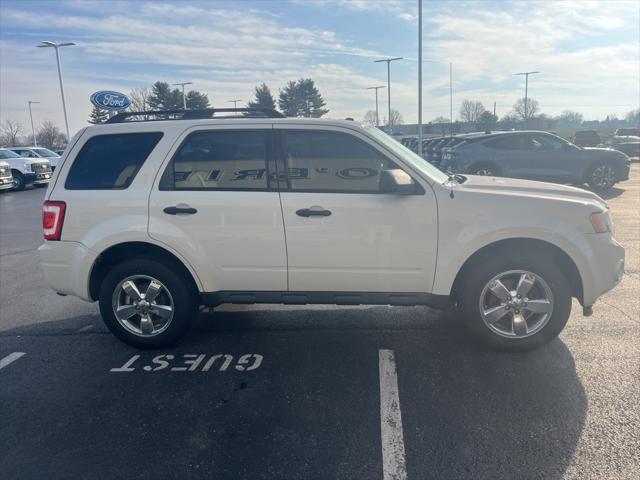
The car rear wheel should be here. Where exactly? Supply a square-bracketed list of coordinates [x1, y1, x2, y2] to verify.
[456, 255, 571, 351]
[588, 163, 617, 190]
[99, 259, 198, 348]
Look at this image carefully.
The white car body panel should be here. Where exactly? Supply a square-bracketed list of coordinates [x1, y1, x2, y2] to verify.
[39, 118, 624, 312]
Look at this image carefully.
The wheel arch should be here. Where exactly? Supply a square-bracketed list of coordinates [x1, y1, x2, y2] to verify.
[450, 237, 584, 304]
[89, 241, 202, 301]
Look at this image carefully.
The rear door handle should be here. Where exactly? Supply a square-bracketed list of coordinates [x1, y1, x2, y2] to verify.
[163, 205, 197, 215]
[296, 206, 332, 217]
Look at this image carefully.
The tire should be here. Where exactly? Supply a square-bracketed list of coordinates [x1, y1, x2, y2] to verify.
[456, 254, 572, 351]
[469, 164, 500, 177]
[11, 171, 25, 191]
[99, 258, 199, 348]
[587, 163, 617, 191]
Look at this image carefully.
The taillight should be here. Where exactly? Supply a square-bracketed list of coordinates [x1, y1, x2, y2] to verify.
[43, 201, 66, 241]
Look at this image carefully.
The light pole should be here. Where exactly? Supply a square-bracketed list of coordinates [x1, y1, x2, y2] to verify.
[366, 86, 386, 126]
[27, 101, 40, 146]
[173, 81, 193, 110]
[374, 56, 403, 129]
[418, 0, 423, 156]
[37, 41, 75, 141]
[514, 71, 539, 129]
[450, 62, 453, 136]
[228, 99, 241, 115]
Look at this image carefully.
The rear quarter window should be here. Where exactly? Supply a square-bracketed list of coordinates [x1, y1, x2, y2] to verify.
[65, 132, 163, 190]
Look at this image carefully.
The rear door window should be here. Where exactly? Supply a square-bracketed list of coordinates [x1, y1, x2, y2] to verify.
[65, 132, 163, 190]
[161, 130, 269, 190]
[483, 136, 524, 149]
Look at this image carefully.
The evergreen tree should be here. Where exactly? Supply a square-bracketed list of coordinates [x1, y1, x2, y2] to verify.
[88, 105, 109, 124]
[278, 78, 328, 118]
[186, 90, 210, 109]
[147, 81, 210, 111]
[247, 83, 276, 110]
[147, 81, 182, 110]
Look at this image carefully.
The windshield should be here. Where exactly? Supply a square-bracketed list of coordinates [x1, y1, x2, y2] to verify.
[33, 148, 59, 157]
[365, 127, 448, 183]
[0, 149, 21, 159]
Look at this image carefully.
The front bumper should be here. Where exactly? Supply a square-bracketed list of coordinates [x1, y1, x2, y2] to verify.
[582, 233, 625, 307]
[0, 177, 13, 189]
[38, 241, 98, 302]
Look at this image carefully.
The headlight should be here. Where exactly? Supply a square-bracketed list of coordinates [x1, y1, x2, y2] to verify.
[590, 212, 610, 233]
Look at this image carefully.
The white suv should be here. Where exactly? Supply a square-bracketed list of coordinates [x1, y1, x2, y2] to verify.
[39, 109, 625, 350]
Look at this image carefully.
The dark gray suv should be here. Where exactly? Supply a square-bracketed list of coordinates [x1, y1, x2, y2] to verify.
[440, 131, 631, 190]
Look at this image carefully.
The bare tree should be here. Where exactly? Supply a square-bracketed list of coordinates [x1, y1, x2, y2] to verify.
[556, 110, 583, 127]
[129, 87, 150, 112]
[385, 109, 403, 127]
[458, 100, 486, 123]
[363, 110, 378, 126]
[511, 97, 540, 121]
[36, 120, 66, 149]
[1, 120, 24, 146]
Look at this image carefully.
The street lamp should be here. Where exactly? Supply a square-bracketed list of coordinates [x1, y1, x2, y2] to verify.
[173, 81, 193, 110]
[514, 71, 539, 129]
[228, 99, 242, 115]
[374, 56, 403, 129]
[27, 101, 40, 146]
[37, 41, 75, 141]
[366, 86, 386, 126]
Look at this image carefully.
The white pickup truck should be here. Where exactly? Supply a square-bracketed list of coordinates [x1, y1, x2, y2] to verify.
[0, 148, 52, 191]
[0, 160, 14, 191]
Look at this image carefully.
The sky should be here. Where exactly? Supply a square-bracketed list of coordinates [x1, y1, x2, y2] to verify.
[1, 0, 639, 136]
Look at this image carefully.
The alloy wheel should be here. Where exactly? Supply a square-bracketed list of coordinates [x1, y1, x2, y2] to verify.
[112, 275, 175, 337]
[591, 165, 616, 189]
[479, 270, 554, 339]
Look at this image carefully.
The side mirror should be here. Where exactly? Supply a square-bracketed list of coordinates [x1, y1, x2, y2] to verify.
[380, 169, 419, 195]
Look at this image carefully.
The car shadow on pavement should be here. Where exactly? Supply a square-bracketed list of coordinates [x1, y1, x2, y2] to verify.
[1, 307, 586, 480]
[594, 186, 624, 200]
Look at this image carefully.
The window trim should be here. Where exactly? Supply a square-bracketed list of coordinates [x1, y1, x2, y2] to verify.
[159, 128, 275, 192]
[275, 128, 424, 195]
[64, 131, 164, 190]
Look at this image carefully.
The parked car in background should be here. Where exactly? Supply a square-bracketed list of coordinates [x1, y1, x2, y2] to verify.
[572, 130, 601, 147]
[39, 109, 625, 351]
[439, 130, 630, 190]
[614, 128, 640, 138]
[0, 148, 52, 191]
[600, 135, 640, 158]
[8, 146, 62, 170]
[0, 160, 15, 192]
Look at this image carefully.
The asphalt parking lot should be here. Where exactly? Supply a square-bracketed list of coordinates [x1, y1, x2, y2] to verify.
[1, 167, 639, 480]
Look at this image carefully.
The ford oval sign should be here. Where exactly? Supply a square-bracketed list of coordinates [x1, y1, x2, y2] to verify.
[90, 91, 131, 110]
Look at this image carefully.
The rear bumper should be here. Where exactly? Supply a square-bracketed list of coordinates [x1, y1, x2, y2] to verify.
[38, 241, 97, 302]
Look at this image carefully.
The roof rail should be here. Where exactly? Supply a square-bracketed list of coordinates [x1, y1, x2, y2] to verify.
[105, 107, 284, 124]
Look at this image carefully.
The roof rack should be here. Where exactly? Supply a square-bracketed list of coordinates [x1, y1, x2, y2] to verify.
[105, 107, 284, 124]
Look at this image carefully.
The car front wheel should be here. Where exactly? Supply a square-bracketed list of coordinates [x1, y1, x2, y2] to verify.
[99, 259, 198, 348]
[457, 256, 572, 351]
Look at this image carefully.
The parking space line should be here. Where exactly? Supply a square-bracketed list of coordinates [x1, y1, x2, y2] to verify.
[0, 352, 26, 370]
[379, 349, 407, 480]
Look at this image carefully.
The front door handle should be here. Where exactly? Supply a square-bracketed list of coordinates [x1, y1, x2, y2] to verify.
[296, 206, 332, 217]
[163, 205, 198, 215]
